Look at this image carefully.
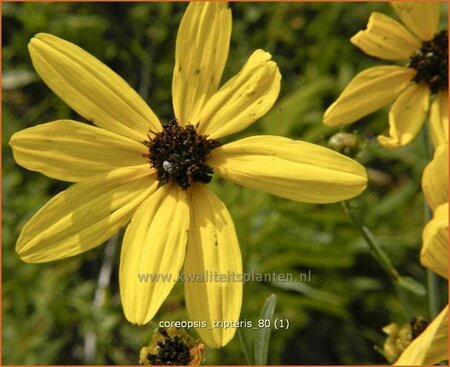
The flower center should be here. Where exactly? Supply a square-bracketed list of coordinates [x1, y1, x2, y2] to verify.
[144, 119, 220, 189]
[409, 317, 429, 340]
[408, 30, 448, 94]
[146, 328, 191, 365]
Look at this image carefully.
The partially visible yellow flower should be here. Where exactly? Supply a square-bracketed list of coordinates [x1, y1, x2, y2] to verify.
[422, 202, 449, 280]
[9, 2, 368, 348]
[422, 143, 448, 211]
[382, 318, 430, 363]
[394, 305, 448, 366]
[394, 143, 448, 365]
[394, 202, 448, 366]
[139, 327, 205, 365]
[324, 2, 448, 149]
[383, 322, 414, 363]
[421, 143, 448, 279]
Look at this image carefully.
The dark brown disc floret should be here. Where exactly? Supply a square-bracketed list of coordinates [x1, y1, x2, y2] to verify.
[145, 328, 190, 365]
[409, 317, 429, 340]
[144, 120, 220, 189]
[408, 30, 448, 94]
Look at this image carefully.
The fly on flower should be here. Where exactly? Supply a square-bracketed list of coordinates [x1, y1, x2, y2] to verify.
[9, 2, 368, 348]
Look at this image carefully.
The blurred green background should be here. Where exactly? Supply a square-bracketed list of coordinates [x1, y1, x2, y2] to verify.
[2, 2, 448, 365]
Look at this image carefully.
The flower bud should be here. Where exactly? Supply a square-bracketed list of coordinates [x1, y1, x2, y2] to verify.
[328, 132, 360, 157]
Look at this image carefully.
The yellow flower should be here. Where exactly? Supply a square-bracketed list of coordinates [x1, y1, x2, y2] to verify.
[9, 2, 367, 348]
[394, 143, 448, 365]
[394, 202, 448, 365]
[394, 305, 448, 366]
[382, 318, 431, 363]
[324, 2, 448, 149]
[422, 143, 448, 212]
[139, 327, 205, 365]
[422, 202, 449, 280]
[421, 142, 448, 279]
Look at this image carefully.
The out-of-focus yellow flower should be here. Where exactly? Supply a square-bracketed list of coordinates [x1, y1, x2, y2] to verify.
[328, 132, 361, 157]
[394, 306, 448, 366]
[382, 318, 430, 363]
[324, 2, 448, 149]
[9, 2, 368, 348]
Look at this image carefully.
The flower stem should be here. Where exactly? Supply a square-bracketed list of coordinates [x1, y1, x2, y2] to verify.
[427, 269, 440, 317]
[342, 201, 400, 282]
[237, 328, 254, 365]
[83, 233, 120, 363]
[342, 201, 412, 319]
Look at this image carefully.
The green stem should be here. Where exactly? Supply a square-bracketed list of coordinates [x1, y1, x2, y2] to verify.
[427, 269, 440, 317]
[83, 233, 120, 363]
[342, 201, 412, 319]
[342, 201, 400, 282]
[394, 283, 412, 320]
[237, 328, 253, 365]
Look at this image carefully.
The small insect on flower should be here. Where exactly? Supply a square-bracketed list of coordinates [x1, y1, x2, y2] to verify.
[162, 160, 174, 174]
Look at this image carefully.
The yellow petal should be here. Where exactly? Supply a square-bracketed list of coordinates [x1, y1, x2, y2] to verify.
[421, 203, 448, 279]
[324, 66, 415, 126]
[430, 91, 449, 148]
[209, 135, 368, 203]
[378, 83, 430, 148]
[392, 2, 440, 42]
[172, 2, 231, 125]
[29, 33, 161, 142]
[120, 184, 189, 324]
[9, 120, 147, 182]
[16, 166, 156, 263]
[184, 185, 242, 348]
[197, 50, 281, 139]
[351, 12, 421, 60]
[422, 143, 448, 210]
[395, 305, 448, 365]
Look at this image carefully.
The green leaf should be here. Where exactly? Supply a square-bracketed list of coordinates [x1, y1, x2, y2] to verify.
[254, 294, 277, 365]
[272, 281, 344, 306]
[397, 276, 427, 296]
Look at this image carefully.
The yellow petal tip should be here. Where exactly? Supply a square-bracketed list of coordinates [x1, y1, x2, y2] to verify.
[377, 134, 400, 149]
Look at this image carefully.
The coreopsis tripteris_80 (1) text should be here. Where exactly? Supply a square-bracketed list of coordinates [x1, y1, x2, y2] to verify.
[324, 2, 448, 149]
[10, 2, 367, 348]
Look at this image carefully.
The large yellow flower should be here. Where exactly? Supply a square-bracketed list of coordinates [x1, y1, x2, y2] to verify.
[394, 143, 448, 365]
[324, 2, 448, 149]
[9, 2, 367, 348]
